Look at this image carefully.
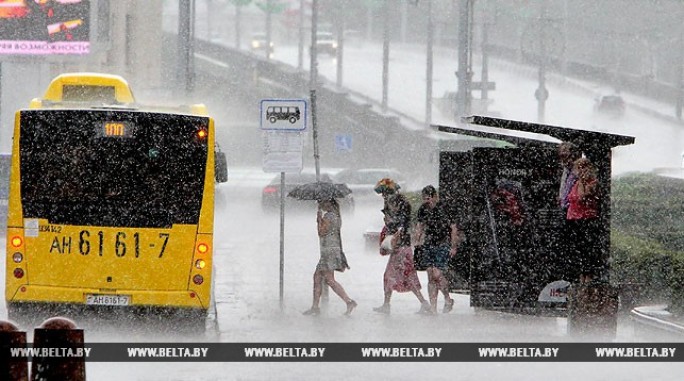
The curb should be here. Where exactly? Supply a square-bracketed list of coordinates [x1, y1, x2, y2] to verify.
[630, 305, 684, 336]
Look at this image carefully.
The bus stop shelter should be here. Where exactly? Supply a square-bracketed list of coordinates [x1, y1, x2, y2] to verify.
[436, 115, 635, 315]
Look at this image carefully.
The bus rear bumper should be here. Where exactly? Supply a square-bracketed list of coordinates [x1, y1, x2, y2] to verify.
[6, 285, 210, 310]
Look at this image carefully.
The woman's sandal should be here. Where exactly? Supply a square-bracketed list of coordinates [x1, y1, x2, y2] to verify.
[344, 300, 358, 316]
[302, 307, 321, 316]
[443, 298, 455, 313]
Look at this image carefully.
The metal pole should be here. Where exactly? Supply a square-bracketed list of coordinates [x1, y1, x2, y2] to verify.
[298, 0, 304, 70]
[676, 19, 684, 120]
[266, 0, 273, 60]
[425, 0, 434, 126]
[279, 172, 285, 310]
[335, 7, 344, 88]
[381, 0, 390, 112]
[310, 0, 320, 182]
[481, 4, 490, 101]
[456, 0, 472, 119]
[309, 0, 328, 302]
[235, 5, 242, 49]
[537, 0, 548, 123]
[178, 0, 191, 94]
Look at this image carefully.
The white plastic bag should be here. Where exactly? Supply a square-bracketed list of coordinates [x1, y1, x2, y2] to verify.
[380, 233, 395, 251]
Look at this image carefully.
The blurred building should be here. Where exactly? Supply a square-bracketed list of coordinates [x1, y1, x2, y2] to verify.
[0, 0, 164, 151]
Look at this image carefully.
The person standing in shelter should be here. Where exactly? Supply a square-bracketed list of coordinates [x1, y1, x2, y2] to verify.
[303, 198, 357, 316]
[566, 157, 602, 284]
[558, 142, 582, 215]
[373, 194, 431, 315]
[413, 185, 462, 314]
[557, 142, 583, 281]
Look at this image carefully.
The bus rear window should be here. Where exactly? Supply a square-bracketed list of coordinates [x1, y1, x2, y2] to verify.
[19, 109, 209, 228]
[62, 85, 117, 103]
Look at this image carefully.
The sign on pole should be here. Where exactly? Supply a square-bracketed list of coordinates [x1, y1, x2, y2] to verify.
[262, 131, 304, 173]
[260, 99, 307, 131]
[260, 99, 307, 173]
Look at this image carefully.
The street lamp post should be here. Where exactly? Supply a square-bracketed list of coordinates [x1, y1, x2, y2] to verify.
[425, 0, 434, 126]
[381, 0, 390, 112]
[298, 0, 305, 70]
[536, 1, 549, 123]
[178, 0, 195, 95]
[456, 0, 473, 119]
[310, 0, 320, 181]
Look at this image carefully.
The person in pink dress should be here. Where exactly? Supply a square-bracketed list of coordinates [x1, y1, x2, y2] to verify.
[566, 157, 601, 284]
[373, 194, 431, 314]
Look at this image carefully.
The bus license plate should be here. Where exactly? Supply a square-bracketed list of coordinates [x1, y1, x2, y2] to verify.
[85, 294, 131, 306]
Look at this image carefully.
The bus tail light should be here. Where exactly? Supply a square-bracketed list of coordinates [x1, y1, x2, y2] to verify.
[192, 274, 204, 285]
[197, 242, 209, 254]
[13, 268, 24, 279]
[196, 128, 207, 139]
[12, 252, 23, 263]
[195, 259, 206, 269]
[11, 236, 23, 248]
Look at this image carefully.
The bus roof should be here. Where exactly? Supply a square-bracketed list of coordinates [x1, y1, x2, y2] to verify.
[29, 72, 208, 117]
[33, 72, 136, 107]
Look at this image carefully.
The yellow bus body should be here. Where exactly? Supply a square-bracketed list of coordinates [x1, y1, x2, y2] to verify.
[5, 74, 216, 320]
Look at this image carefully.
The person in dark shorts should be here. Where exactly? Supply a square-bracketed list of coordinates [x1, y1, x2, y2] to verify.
[414, 185, 462, 314]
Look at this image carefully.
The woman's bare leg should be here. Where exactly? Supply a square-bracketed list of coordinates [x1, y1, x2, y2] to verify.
[322, 271, 351, 303]
[322, 271, 357, 315]
[411, 287, 427, 304]
[312, 270, 324, 308]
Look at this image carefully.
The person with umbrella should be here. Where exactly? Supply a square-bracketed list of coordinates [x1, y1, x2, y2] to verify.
[289, 181, 356, 316]
[302, 198, 357, 316]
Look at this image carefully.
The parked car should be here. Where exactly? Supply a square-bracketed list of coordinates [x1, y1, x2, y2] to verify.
[315, 31, 337, 55]
[261, 172, 354, 213]
[333, 168, 406, 199]
[0, 153, 10, 234]
[251, 33, 274, 56]
[594, 94, 625, 118]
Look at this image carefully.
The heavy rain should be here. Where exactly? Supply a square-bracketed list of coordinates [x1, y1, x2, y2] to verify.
[2, 0, 684, 380]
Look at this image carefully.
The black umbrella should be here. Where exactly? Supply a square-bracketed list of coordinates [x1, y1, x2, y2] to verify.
[287, 182, 352, 200]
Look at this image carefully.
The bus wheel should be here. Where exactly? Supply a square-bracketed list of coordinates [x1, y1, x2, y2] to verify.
[269, 117, 277, 123]
[289, 116, 297, 124]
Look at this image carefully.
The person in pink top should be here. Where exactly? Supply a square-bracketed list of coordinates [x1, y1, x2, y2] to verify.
[566, 157, 601, 284]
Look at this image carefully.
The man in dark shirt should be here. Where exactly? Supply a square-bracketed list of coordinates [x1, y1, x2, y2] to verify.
[414, 185, 462, 314]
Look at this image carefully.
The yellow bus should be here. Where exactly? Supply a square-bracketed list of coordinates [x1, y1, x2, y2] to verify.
[5, 73, 217, 330]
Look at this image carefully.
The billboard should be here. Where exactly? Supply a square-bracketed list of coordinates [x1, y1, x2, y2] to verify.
[470, 147, 567, 312]
[440, 147, 572, 313]
[0, 0, 90, 55]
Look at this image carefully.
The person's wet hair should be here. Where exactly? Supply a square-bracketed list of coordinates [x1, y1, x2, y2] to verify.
[421, 185, 437, 198]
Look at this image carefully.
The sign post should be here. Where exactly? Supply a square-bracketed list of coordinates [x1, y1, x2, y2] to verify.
[260, 98, 307, 311]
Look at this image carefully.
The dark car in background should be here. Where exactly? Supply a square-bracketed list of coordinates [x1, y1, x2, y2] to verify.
[251, 33, 274, 57]
[315, 31, 337, 56]
[594, 94, 626, 118]
[0, 153, 10, 234]
[261, 172, 354, 213]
